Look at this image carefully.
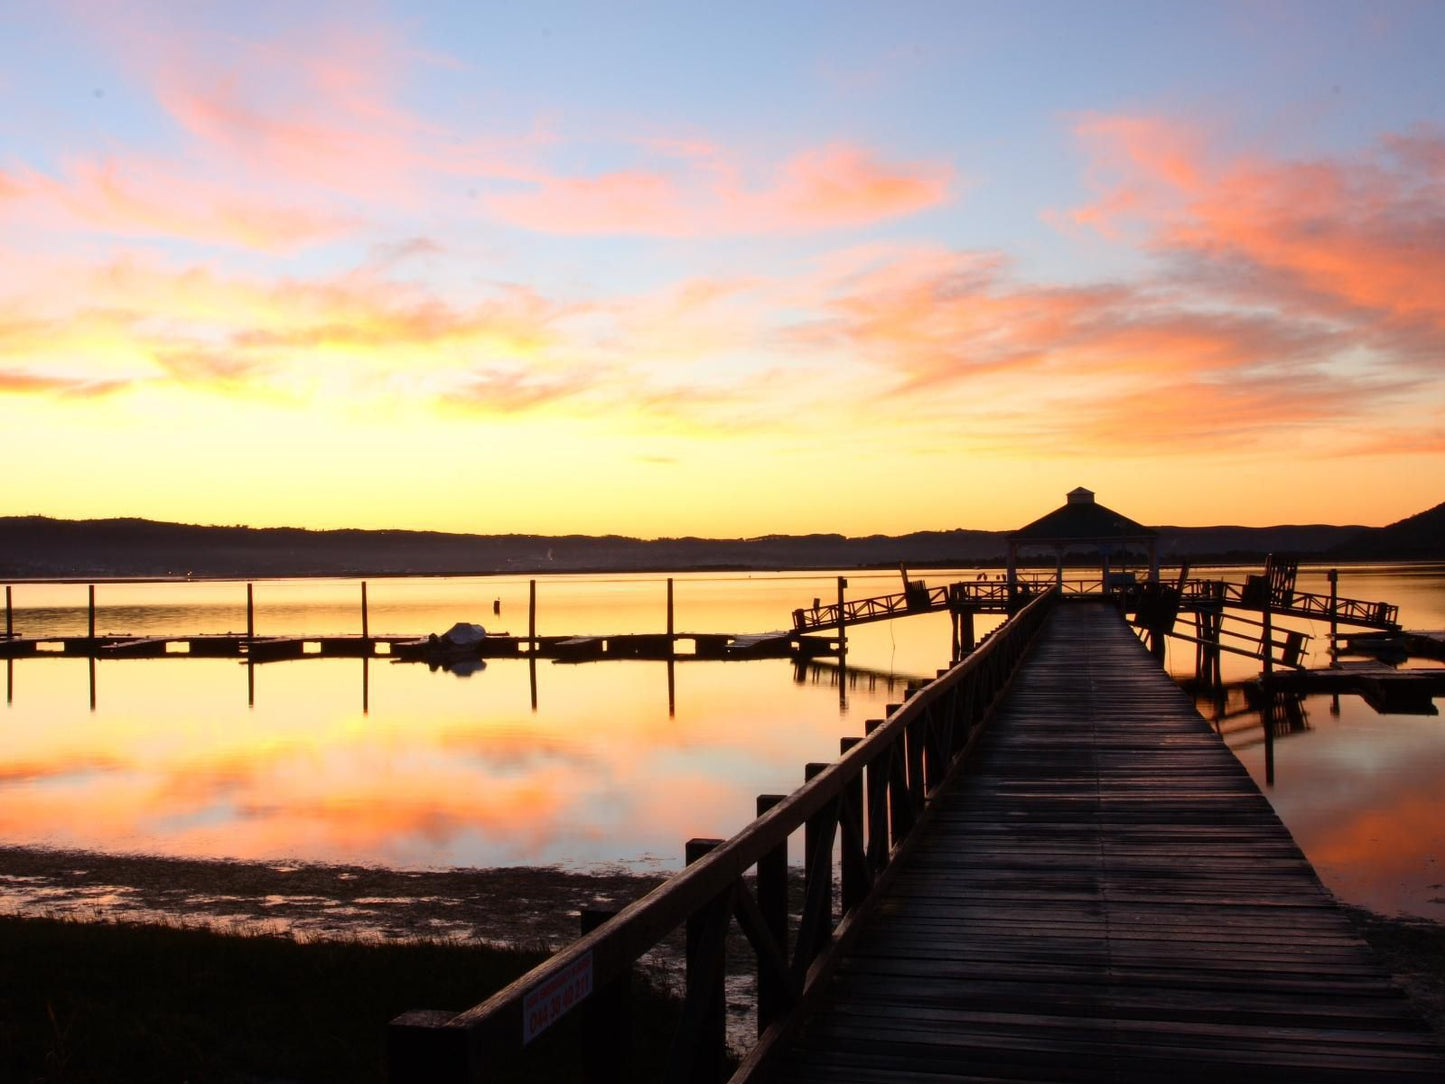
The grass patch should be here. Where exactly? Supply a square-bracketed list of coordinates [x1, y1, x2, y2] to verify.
[1, 915, 680, 1083]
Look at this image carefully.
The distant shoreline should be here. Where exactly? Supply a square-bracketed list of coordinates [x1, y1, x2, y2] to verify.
[2, 503, 1441, 579]
[3, 557, 1444, 586]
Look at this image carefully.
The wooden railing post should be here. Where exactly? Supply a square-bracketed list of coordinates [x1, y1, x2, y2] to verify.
[839, 738, 868, 913]
[797, 763, 837, 971]
[677, 838, 728, 1083]
[580, 908, 629, 1084]
[887, 725, 913, 845]
[863, 720, 890, 874]
[900, 704, 925, 815]
[755, 794, 788, 1034]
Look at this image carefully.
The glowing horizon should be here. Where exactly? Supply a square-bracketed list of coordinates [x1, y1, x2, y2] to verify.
[2, 3, 1442, 536]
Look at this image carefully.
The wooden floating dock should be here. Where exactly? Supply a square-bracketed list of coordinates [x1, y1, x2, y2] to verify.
[771, 603, 1443, 1082]
[1264, 663, 1445, 716]
[0, 630, 837, 664]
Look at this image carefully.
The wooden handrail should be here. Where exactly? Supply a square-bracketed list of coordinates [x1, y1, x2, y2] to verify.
[388, 588, 1059, 1083]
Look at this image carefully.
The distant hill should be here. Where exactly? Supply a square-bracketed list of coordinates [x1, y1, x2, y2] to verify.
[1152, 524, 1367, 563]
[0, 517, 1007, 578]
[1329, 501, 1445, 561]
[0, 509, 1430, 579]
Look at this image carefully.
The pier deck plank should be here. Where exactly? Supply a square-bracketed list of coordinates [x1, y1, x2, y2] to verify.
[772, 603, 1443, 1082]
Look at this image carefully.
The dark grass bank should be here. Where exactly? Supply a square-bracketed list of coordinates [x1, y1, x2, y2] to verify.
[1, 915, 680, 1083]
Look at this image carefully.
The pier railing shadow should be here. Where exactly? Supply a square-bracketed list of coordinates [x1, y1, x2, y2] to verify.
[387, 588, 1058, 1083]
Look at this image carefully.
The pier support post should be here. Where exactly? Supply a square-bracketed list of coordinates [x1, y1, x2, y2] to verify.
[667, 658, 675, 718]
[88, 584, 96, 640]
[528, 579, 537, 649]
[361, 581, 369, 643]
[1329, 569, 1340, 670]
[246, 583, 255, 640]
[666, 577, 674, 651]
[1261, 556, 1275, 677]
[1006, 544, 1018, 610]
[5, 585, 11, 638]
[1150, 622, 1166, 663]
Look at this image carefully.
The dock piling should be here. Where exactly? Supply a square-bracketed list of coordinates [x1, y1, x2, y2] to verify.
[246, 583, 255, 640]
[5, 585, 11, 638]
[1328, 569, 1339, 668]
[88, 584, 95, 639]
[1262, 556, 1275, 677]
[528, 579, 536, 648]
[361, 581, 369, 642]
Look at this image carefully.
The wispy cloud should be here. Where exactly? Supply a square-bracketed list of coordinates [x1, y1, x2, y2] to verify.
[484, 141, 953, 237]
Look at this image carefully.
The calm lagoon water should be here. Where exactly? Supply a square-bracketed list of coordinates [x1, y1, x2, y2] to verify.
[0, 571, 990, 874]
[2, 564, 1442, 919]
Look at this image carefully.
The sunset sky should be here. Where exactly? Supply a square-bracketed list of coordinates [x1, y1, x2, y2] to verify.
[2, 1, 1442, 536]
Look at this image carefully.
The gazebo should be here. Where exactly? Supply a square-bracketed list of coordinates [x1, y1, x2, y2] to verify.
[1007, 487, 1159, 595]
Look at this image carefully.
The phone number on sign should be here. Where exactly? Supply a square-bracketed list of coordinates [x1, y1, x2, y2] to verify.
[522, 951, 594, 1044]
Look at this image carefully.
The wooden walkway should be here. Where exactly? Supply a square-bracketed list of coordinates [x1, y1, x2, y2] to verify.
[771, 602, 1443, 1082]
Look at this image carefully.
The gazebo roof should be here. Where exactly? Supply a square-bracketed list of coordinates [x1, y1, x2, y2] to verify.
[1009, 487, 1156, 545]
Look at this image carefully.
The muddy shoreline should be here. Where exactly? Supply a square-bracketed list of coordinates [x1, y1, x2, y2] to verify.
[0, 845, 668, 949]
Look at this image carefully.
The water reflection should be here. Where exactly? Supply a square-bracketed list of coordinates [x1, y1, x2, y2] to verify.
[2, 566, 1442, 918]
[1167, 563, 1445, 918]
[0, 646, 923, 872]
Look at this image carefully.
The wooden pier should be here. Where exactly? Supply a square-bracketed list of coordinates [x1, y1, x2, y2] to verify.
[386, 595, 1442, 1083]
[770, 602, 1441, 1081]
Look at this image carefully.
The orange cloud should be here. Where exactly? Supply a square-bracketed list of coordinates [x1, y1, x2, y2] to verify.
[484, 142, 952, 237]
[789, 241, 1430, 456]
[1065, 115, 1445, 342]
[0, 371, 130, 398]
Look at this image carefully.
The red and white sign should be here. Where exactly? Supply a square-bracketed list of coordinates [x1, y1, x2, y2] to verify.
[522, 951, 594, 1044]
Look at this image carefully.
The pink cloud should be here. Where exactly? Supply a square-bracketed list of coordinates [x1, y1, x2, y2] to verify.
[16, 9, 947, 245]
[7, 156, 358, 250]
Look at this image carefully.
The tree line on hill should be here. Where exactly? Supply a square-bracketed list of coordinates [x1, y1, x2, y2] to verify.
[0, 500, 1439, 579]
